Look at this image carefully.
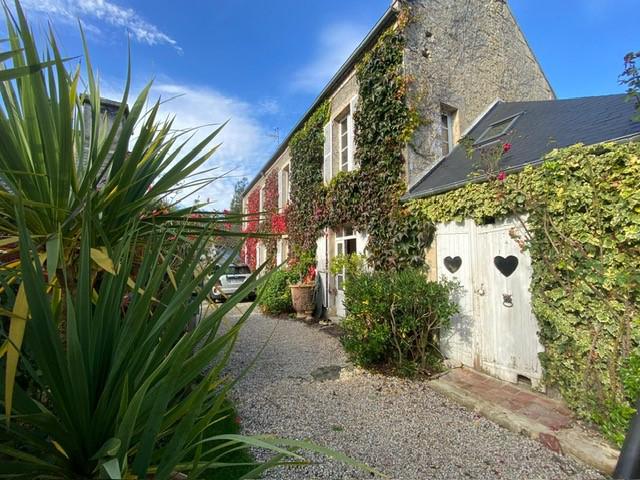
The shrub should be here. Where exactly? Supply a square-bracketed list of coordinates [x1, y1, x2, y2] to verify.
[341, 267, 459, 375]
[259, 269, 297, 315]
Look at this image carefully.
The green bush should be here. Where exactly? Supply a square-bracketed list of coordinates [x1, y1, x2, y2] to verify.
[258, 269, 297, 315]
[341, 268, 458, 375]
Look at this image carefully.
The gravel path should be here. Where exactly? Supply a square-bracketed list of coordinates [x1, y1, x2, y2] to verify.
[225, 309, 606, 480]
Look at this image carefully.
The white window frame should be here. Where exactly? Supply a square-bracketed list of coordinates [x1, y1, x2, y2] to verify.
[441, 111, 454, 156]
[335, 226, 357, 292]
[278, 163, 290, 211]
[339, 115, 350, 172]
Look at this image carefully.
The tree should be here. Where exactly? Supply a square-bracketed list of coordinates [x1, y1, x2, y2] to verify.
[620, 51, 640, 121]
[229, 177, 248, 215]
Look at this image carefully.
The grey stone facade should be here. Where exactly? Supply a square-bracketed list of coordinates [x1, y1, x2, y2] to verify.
[403, 0, 555, 186]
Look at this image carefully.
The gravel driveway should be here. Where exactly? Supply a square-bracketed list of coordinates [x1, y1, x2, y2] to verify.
[224, 308, 606, 480]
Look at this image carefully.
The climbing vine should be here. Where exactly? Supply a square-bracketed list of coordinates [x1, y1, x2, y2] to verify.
[261, 170, 279, 266]
[410, 142, 640, 446]
[288, 101, 331, 255]
[242, 189, 260, 270]
[286, 15, 430, 269]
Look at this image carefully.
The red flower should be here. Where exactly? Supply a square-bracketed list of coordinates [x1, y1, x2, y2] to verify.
[502, 143, 512, 154]
[497, 171, 507, 182]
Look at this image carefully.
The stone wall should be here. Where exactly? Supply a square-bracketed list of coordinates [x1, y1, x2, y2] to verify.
[403, 0, 555, 186]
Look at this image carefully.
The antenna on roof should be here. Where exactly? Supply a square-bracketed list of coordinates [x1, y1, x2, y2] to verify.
[266, 127, 280, 145]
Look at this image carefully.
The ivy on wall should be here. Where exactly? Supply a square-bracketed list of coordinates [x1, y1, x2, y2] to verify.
[242, 189, 261, 270]
[286, 18, 430, 269]
[261, 170, 279, 266]
[326, 21, 430, 270]
[288, 101, 331, 255]
[410, 142, 640, 446]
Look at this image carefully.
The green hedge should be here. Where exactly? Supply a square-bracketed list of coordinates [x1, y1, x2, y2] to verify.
[341, 267, 459, 376]
[410, 142, 640, 445]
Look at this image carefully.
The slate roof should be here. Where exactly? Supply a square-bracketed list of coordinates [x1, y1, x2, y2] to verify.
[405, 94, 640, 200]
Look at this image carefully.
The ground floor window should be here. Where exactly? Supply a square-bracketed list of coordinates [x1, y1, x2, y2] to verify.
[335, 226, 357, 291]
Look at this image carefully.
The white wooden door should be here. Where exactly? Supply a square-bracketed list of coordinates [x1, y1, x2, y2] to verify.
[436, 221, 475, 368]
[475, 219, 543, 386]
[436, 217, 544, 387]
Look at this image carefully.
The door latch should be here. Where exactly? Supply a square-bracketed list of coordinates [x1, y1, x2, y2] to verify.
[475, 284, 485, 296]
[502, 293, 513, 308]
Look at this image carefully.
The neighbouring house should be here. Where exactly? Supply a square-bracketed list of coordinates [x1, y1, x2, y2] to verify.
[242, 0, 554, 315]
[404, 94, 640, 387]
[80, 97, 129, 189]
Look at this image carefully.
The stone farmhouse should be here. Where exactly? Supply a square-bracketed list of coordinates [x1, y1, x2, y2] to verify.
[241, 0, 640, 388]
[242, 0, 553, 309]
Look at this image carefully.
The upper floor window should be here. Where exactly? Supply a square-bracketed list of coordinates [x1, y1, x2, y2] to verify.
[339, 115, 350, 172]
[323, 95, 358, 183]
[441, 110, 454, 156]
[279, 164, 290, 210]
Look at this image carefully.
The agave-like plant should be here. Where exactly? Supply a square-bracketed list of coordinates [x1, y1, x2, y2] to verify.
[0, 206, 377, 478]
[0, 0, 236, 416]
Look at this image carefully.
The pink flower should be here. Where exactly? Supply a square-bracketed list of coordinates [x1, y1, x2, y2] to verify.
[502, 143, 512, 154]
[497, 171, 507, 182]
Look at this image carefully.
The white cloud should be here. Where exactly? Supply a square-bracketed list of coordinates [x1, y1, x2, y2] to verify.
[20, 0, 179, 50]
[292, 22, 369, 93]
[139, 83, 273, 209]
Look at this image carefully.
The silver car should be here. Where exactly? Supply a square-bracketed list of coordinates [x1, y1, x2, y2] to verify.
[211, 263, 255, 302]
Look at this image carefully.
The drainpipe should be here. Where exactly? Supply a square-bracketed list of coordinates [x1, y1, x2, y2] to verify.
[614, 399, 640, 479]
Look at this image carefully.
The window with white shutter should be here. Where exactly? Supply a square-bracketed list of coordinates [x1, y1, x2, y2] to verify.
[323, 121, 332, 183]
[348, 95, 358, 169]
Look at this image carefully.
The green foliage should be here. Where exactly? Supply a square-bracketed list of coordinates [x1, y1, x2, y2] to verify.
[258, 269, 297, 315]
[288, 101, 331, 256]
[287, 20, 429, 271]
[229, 178, 248, 216]
[341, 268, 458, 374]
[410, 142, 640, 446]
[329, 253, 366, 276]
[0, 206, 276, 478]
[620, 51, 640, 121]
[320, 25, 427, 271]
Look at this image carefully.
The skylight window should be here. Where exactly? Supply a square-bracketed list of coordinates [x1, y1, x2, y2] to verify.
[474, 113, 521, 145]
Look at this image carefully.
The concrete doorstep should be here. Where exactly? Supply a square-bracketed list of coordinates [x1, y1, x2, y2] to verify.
[430, 368, 620, 476]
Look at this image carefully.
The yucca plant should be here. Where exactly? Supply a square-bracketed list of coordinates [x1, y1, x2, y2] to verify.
[0, 206, 378, 478]
[0, 0, 240, 417]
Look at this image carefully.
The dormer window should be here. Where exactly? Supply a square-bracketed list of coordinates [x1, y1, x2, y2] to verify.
[474, 113, 521, 146]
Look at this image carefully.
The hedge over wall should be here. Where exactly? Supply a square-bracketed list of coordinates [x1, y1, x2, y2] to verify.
[410, 142, 640, 446]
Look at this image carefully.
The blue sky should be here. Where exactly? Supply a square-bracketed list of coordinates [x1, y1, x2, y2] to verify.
[14, 0, 638, 207]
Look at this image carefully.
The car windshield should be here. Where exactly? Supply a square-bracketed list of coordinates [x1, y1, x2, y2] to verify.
[226, 265, 251, 275]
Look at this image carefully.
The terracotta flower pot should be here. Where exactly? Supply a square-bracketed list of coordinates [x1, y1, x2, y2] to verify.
[290, 283, 315, 319]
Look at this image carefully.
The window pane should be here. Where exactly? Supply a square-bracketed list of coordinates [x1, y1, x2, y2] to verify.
[344, 225, 353, 236]
[337, 274, 344, 291]
[345, 238, 357, 255]
[337, 242, 343, 255]
[441, 114, 450, 155]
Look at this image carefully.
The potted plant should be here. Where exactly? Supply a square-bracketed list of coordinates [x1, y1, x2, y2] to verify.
[290, 264, 316, 319]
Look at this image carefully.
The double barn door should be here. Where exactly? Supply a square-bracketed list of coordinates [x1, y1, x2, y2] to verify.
[436, 218, 543, 388]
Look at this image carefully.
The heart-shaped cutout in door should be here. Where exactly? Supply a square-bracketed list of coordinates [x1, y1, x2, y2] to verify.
[494, 255, 518, 277]
[444, 256, 462, 274]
